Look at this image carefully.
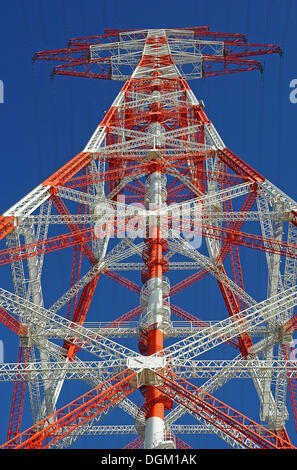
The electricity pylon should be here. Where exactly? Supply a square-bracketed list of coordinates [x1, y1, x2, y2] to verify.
[0, 26, 297, 449]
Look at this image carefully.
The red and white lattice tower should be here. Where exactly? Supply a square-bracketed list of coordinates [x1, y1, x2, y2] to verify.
[0, 26, 297, 449]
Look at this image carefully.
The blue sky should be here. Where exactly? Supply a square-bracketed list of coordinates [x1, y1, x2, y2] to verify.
[0, 0, 296, 449]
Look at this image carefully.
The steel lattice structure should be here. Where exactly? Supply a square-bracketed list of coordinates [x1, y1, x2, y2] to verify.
[0, 26, 297, 449]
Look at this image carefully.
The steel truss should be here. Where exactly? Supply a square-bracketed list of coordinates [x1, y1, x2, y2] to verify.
[0, 26, 296, 450]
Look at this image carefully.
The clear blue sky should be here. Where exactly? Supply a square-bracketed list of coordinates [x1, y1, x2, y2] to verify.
[0, 0, 296, 449]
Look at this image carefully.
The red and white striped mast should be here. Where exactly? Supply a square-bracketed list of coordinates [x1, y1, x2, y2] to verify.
[1, 26, 297, 450]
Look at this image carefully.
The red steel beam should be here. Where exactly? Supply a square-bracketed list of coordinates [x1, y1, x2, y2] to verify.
[283, 344, 297, 434]
[155, 369, 294, 449]
[123, 435, 143, 449]
[6, 346, 30, 445]
[51, 195, 97, 266]
[1, 213, 296, 267]
[1, 369, 138, 449]
[66, 167, 90, 319]
[103, 270, 141, 294]
[63, 273, 100, 361]
[43, 152, 91, 188]
[0, 215, 15, 241]
[174, 435, 193, 449]
[0, 307, 27, 336]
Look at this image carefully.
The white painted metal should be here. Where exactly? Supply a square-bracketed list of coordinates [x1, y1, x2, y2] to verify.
[0, 27, 296, 450]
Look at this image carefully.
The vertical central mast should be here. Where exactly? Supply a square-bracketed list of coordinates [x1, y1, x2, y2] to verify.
[139, 30, 173, 449]
[142, 167, 167, 449]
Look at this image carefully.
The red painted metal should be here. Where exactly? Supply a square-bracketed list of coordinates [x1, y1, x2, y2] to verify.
[283, 344, 297, 434]
[0, 307, 27, 336]
[155, 369, 294, 449]
[6, 346, 30, 445]
[0, 216, 15, 241]
[0, 26, 292, 450]
[123, 435, 144, 449]
[1, 369, 138, 449]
